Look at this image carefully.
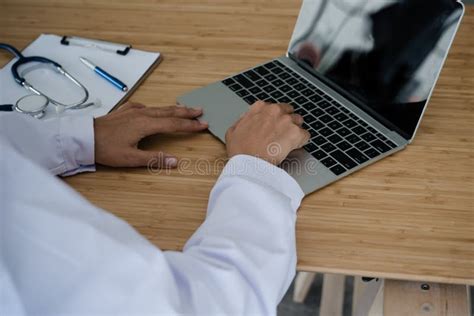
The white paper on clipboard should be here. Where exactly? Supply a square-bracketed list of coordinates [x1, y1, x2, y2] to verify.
[0, 34, 161, 120]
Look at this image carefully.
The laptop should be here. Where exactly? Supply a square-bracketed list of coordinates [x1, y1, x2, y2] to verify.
[178, 0, 465, 195]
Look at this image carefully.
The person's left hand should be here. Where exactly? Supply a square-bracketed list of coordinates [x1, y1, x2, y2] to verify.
[94, 102, 208, 168]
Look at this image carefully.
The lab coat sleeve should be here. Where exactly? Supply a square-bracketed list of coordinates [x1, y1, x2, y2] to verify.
[165, 154, 304, 315]
[0, 112, 95, 176]
[1, 138, 304, 315]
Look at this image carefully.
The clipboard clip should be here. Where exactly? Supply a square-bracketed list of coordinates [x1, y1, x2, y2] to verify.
[60, 36, 131, 56]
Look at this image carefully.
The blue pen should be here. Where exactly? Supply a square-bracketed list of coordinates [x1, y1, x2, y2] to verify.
[79, 57, 128, 92]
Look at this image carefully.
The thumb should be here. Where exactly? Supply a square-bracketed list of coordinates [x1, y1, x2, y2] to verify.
[127, 149, 178, 169]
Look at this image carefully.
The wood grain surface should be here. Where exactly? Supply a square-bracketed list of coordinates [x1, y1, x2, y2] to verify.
[1, 0, 472, 285]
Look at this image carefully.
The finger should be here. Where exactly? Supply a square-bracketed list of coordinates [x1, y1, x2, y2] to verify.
[142, 117, 208, 135]
[291, 114, 304, 126]
[277, 103, 294, 114]
[126, 150, 179, 168]
[141, 106, 203, 119]
[249, 100, 267, 112]
[117, 102, 146, 112]
[298, 128, 311, 148]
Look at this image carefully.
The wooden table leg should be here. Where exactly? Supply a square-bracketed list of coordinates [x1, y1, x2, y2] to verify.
[320, 273, 346, 316]
[383, 280, 470, 316]
[293, 271, 317, 303]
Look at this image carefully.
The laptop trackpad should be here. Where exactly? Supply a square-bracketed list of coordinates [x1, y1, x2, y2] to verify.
[177, 82, 249, 142]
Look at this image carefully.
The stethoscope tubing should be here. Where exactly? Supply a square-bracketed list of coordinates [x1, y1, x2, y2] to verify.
[0, 42, 91, 111]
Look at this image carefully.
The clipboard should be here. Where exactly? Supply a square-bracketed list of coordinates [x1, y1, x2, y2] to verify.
[0, 34, 161, 120]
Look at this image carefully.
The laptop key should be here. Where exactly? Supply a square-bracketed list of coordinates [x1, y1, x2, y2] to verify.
[321, 157, 337, 168]
[304, 143, 318, 153]
[274, 60, 284, 67]
[229, 83, 242, 91]
[346, 134, 361, 144]
[236, 90, 249, 97]
[312, 121, 324, 130]
[346, 148, 369, 164]
[328, 121, 342, 130]
[302, 89, 315, 97]
[328, 134, 343, 144]
[295, 83, 306, 91]
[343, 119, 357, 128]
[235, 74, 253, 88]
[243, 96, 257, 105]
[322, 143, 336, 153]
[303, 102, 317, 111]
[336, 127, 351, 137]
[313, 136, 326, 145]
[330, 150, 357, 170]
[311, 108, 324, 117]
[280, 85, 292, 92]
[255, 66, 269, 76]
[287, 78, 298, 85]
[368, 127, 377, 133]
[244, 70, 260, 81]
[326, 107, 339, 115]
[330, 164, 347, 176]
[271, 91, 283, 99]
[370, 140, 391, 153]
[272, 67, 284, 74]
[295, 96, 308, 104]
[256, 92, 270, 100]
[386, 140, 397, 148]
[295, 108, 307, 116]
[355, 141, 370, 151]
[365, 148, 380, 159]
[279, 72, 291, 80]
[263, 85, 275, 93]
[352, 126, 366, 135]
[288, 91, 300, 99]
[318, 101, 331, 109]
[310, 95, 323, 103]
[335, 113, 349, 121]
[273, 79, 284, 87]
[249, 86, 261, 94]
[255, 79, 269, 87]
[223, 78, 235, 86]
[312, 150, 327, 160]
[264, 74, 277, 81]
[304, 115, 317, 124]
[361, 133, 376, 142]
[319, 127, 333, 137]
[278, 96, 291, 104]
[264, 62, 277, 69]
[308, 129, 318, 138]
[319, 114, 333, 123]
[336, 141, 351, 151]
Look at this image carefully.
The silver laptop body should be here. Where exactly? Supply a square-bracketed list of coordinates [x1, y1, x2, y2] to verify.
[178, 0, 465, 195]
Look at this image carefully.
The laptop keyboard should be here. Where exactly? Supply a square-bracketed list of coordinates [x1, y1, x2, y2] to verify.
[222, 60, 398, 176]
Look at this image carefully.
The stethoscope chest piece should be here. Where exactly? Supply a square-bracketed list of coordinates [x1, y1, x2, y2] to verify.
[14, 94, 49, 119]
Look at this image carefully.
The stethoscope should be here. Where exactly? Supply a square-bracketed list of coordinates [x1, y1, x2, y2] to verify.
[0, 43, 94, 118]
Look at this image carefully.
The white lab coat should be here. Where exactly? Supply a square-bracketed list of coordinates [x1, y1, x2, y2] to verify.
[0, 113, 304, 315]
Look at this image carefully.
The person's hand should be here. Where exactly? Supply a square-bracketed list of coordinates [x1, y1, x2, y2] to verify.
[94, 102, 208, 168]
[225, 101, 310, 165]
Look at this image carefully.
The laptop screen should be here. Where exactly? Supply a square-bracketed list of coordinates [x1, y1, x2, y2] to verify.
[288, 0, 463, 139]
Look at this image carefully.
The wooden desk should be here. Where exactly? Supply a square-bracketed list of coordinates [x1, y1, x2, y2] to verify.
[1, 0, 472, 287]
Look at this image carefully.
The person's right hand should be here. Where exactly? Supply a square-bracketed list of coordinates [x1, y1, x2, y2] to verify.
[225, 101, 310, 165]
